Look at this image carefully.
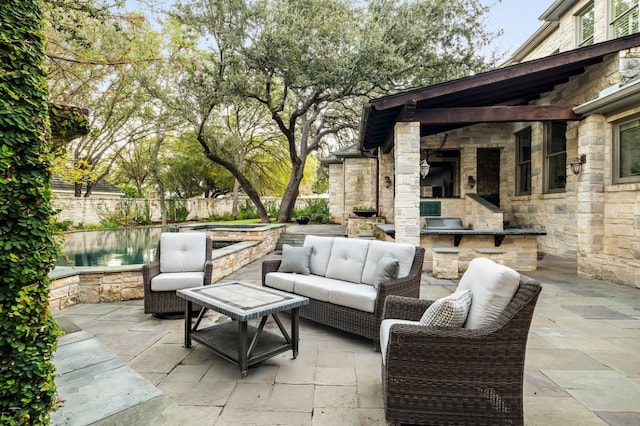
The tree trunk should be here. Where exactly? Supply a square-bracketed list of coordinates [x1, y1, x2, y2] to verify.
[277, 159, 305, 223]
[232, 179, 240, 220]
[74, 182, 82, 197]
[151, 132, 167, 224]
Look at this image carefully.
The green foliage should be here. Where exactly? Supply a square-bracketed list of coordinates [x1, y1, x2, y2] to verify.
[0, 1, 62, 423]
[52, 219, 74, 232]
[209, 211, 234, 221]
[294, 199, 332, 224]
[97, 200, 152, 227]
[117, 184, 140, 199]
[166, 199, 190, 222]
[264, 200, 280, 218]
[237, 200, 260, 220]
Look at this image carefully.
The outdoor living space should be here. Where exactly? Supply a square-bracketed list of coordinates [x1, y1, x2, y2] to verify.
[51, 252, 640, 425]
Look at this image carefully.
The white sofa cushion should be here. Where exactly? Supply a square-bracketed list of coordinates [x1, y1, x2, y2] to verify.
[264, 272, 297, 293]
[457, 257, 520, 329]
[160, 232, 207, 273]
[303, 235, 335, 276]
[325, 238, 370, 283]
[293, 276, 347, 302]
[151, 271, 205, 291]
[420, 289, 472, 327]
[328, 283, 377, 313]
[278, 244, 312, 275]
[361, 240, 416, 285]
[379, 319, 420, 364]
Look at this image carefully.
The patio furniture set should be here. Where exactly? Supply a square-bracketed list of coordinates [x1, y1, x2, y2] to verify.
[143, 231, 542, 425]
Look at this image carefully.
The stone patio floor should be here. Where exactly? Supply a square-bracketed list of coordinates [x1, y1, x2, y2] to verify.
[51, 253, 640, 425]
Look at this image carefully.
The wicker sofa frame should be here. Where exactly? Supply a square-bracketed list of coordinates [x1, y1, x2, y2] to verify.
[142, 237, 213, 315]
[262, 246, 425, 351]
[381, 274, 542, 425]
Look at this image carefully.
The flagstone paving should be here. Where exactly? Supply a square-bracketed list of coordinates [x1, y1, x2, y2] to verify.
[52, 253, 640, 425]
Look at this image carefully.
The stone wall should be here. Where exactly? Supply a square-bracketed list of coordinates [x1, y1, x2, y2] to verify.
[53, 195, 327, 226]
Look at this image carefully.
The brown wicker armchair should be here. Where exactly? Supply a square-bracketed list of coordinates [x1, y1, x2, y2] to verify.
[381, 274, 542, 426]
[142, 232, 213, 316]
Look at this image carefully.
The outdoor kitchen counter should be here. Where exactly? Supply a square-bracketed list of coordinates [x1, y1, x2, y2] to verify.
[377, 225, 546, 247]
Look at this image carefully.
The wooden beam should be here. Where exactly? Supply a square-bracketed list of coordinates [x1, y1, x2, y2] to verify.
[412, 105, 582, 124]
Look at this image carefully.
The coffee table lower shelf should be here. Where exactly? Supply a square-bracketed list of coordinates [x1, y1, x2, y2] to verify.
[189, 320, 293, 376]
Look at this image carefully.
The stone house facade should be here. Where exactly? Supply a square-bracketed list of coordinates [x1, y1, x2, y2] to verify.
[336, 0, 640, 288]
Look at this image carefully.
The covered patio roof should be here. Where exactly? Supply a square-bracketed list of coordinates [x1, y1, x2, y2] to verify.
[359, 33, 640, 153]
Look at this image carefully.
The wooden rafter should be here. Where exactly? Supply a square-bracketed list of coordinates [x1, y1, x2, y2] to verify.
[406, 105, 582, 124]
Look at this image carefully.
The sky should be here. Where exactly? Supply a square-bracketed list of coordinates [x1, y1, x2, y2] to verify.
[482, 0, 554, 59]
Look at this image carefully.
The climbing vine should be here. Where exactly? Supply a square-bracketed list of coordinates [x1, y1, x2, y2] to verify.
[0, 1, 62, 424]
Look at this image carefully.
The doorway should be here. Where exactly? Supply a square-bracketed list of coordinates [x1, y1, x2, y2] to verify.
[477, 148, 501, 207]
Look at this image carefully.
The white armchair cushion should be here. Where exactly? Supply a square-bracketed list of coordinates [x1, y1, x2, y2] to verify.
[303, 235, 335, 276]
[151, 271, 205, 291]
[160, 232, 207, 273]
[457, 257, 520, 329]
[419, 290, 472, 327]
[325, 238, 370, 283]
[379, 319, 420, 364]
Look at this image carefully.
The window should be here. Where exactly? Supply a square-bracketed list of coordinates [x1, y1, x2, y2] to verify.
[545, 123, 567, 192]
[615, 118, 640, 183]
[611, 0, 639, 38]
[515, 127, 532, 195]
[578, 4, 595, 46]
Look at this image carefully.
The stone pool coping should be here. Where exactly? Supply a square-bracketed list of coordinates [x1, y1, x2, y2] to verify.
[49, 232, 282, 310]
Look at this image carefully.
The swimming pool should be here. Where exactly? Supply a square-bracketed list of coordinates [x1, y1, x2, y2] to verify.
[57, 227, 238, 267]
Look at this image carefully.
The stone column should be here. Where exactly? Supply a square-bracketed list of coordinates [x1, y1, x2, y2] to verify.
[393, 121, 421, 246]
[576, 115, 605, 275]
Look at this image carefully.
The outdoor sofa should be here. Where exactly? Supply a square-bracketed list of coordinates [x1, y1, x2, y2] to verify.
[262, 235, 425, 350]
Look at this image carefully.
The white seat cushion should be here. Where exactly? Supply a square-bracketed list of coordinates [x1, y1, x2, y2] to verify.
[293, 276, 347, 302]
[328, 283, 377, 313]
[160, 232, 207, 273]
[151, 271, 205, 291]
[264, 272, 296, 293]
[325, 238, 370, 283]
[303, 235, 335, 276]
[379, 319, 420, 364]
[361, 240, 416, 284]
[456, 257, 520, 329]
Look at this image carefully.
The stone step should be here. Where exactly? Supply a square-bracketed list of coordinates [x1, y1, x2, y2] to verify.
[276, 233, 306, 250]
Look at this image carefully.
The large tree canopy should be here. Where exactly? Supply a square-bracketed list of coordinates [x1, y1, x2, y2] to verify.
[169, 0, 498, 222]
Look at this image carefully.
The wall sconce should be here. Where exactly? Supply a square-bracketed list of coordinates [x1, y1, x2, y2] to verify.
[570, 154, 587, 175]
[384, 176, 391, 189]
[420, 159, 430, 178]
[468, 176, 476, 189]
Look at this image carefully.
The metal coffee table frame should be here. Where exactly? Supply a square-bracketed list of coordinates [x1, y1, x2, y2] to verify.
[177, 282, 309, 377]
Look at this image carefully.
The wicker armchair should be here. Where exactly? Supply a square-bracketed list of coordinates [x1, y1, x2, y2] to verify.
[142, 232, 213, 316]
[381, 274, 542, 426]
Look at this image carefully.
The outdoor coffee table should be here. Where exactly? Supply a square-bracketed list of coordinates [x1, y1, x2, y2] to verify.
[177, 281, 309, 377]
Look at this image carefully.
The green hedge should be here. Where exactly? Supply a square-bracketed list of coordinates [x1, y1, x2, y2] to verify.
[0, 1, 62, 424]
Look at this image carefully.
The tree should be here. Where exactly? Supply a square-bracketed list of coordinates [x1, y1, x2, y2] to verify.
[0, 1, 61, 423]
[44, 1, 163, 197]
[171, 0, 498, 222]
[110, 137, 156, 197]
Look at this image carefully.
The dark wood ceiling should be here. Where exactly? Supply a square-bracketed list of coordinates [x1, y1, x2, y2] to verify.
[359, 33, 640, 152]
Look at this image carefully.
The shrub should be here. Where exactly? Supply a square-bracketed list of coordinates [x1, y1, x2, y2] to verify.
[237, 199, 259, 220]
[167, 199, 189, 222]
[0, 3, 62, 423]
[294, 199, 333, 223]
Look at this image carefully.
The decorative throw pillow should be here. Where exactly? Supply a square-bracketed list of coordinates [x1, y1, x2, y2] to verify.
[372, 254, 400, 289]
[420, 290, 472, 327]
[278, 244, 312, 275]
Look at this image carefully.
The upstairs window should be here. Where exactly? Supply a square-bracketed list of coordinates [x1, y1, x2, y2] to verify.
[515, 127, 532, 195]
[545, 122, 567, 192]
[615, 118, 640, 183]
[611, 0, 639, 37]
[578, 4, 595, 46]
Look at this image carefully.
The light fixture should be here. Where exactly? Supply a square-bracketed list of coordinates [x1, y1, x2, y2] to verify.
[570, 154, 586, 175]
[468, 176, 476, 189]
[420, 159, 430, 178]
[384, 176, 391, 189]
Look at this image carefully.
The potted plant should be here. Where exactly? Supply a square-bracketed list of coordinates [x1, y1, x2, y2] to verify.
[353, 206, 377, 217]
[295, 215, 310, 224]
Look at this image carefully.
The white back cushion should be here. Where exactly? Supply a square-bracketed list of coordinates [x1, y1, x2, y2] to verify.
[303, 235, 335, 276]
[325, 238, 370, 283]
[160, 232, 207, 273]
[457, 257, 520, 329]
[361, 240, 416, 285]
